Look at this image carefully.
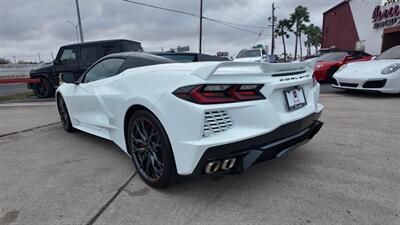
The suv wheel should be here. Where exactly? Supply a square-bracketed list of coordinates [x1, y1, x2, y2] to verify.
[33, 79, 55, 98]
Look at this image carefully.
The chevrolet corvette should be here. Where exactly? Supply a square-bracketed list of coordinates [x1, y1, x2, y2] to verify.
[56, 52, 324, 188]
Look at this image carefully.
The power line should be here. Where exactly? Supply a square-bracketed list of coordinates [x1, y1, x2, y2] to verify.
[232, 0, 269, 20]
[203, 18, 261, 34]
[121, 0, 265, 32]
[122, 0, 197, 17]
[203, 17, 267, 29]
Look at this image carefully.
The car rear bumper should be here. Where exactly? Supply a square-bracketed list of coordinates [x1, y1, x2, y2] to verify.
[189, 112, 323, 176]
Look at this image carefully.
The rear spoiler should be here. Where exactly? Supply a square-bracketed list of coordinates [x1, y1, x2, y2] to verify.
[191, 61, 316, 80]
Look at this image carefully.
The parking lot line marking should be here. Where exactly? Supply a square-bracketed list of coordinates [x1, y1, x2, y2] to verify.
[0, 102, 55, 107]
[0, 122, 60, 138]
[85, 171, 138, 225]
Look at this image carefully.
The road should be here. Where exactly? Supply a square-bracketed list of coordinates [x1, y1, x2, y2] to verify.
[0, 84, 29, 96]
[0, 93, 399, 225]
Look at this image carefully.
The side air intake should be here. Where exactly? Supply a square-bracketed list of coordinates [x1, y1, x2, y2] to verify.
[203, 111, 233, 137]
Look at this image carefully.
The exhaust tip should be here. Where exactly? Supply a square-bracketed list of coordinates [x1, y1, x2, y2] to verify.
[205, 161, 221, 174]
[205, 158, 236, 174]
[221, 158, 236, 170]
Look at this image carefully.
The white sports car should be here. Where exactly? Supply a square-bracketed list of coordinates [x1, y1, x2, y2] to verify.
[332, 45, 400, 94]
[57, 52, 323, 188]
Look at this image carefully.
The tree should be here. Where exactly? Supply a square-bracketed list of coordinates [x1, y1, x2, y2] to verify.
[298, 24, 307, 58]
[275, 19, 292, 61]
[290, 5, 310, 60]
[311, 26, 322, 53]
[304, 25, 322, 54]
[304, 24, 316, 56]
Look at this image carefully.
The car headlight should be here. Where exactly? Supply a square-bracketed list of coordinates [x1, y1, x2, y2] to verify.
[381, 63, 400, 75]
[337, 64, 348, 73]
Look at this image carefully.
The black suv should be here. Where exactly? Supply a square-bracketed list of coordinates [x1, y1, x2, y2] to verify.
[29, 39, 143, 98]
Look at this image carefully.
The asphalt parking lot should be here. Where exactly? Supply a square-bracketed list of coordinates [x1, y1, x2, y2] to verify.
[1, 92, 399, 225]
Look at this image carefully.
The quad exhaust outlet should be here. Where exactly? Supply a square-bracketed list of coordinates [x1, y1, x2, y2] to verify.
[205, 158, 236, 174]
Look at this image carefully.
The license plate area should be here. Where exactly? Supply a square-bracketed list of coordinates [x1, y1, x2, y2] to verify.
[284, 87, 307, 111]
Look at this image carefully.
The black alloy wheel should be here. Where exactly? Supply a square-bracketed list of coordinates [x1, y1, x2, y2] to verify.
[57, 95, 75, 132]
[127, 110, 177, 188]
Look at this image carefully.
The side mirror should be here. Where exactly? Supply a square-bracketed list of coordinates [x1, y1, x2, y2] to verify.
[54, 59, 61, 65]
[60, 73, 78, 84]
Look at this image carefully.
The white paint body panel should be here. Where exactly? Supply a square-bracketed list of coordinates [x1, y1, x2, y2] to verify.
[57, 61, 323, 175]
[333, 59, 400, 93]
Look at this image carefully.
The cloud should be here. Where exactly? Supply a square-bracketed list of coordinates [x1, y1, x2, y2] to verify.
[0, 0, 341, 61]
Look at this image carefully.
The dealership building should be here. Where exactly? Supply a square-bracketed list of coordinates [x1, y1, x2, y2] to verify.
[322, 0, 400, 55]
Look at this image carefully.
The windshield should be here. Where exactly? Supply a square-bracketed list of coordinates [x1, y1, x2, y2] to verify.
[237, 50, 261, 58]
[317, 52, 347, 62]
[376, 46, 400, 60]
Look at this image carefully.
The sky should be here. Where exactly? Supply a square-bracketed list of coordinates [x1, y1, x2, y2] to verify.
[0, 0, 342, 62]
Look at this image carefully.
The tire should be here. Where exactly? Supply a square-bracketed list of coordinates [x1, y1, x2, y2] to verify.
[327, 67, 339, 83]
[57, 95, 76, 132]
[127, 110, 177, 188]
[33, 78, 55, 98]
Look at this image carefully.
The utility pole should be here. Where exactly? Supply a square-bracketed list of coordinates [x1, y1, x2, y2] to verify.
[13, 56, 16, 64]
[51, 52, 55, 61]
[75, 0, 84, 43]
[38, 53, 41, 63]
[271, 2, 276, 56]
[66, 21, 79, 43]
[199, 0, 203, 54]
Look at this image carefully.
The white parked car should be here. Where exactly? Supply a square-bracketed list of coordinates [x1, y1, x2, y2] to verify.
[234, 48, 268, 63]
[332, 45, 400, 94]
[57, 52, 323, 188]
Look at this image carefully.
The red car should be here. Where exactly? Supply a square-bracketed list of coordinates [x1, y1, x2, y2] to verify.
[313, 51, 373, 82]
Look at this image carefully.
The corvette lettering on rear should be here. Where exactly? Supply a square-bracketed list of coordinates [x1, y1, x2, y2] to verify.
[279, 74, 311, 82]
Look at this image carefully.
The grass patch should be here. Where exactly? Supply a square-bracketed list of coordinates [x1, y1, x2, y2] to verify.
[0, 91, 34, 103]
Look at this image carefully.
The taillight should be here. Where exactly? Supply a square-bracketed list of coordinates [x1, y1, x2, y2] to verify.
[173, 84, 265, 104]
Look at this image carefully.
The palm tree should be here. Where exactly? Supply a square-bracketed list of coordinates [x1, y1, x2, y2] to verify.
[298, 24, 307, 59]
[311, 26, 322, 53]
[275, 19, 292, 61]
[304, 24, 316, 56]
[290, 5, 310, 60]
